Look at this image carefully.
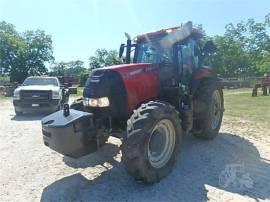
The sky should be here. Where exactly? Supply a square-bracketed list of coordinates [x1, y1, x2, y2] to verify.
[0, 0, 269, 67]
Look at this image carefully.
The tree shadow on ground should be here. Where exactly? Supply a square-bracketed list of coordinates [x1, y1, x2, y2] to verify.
[41, 133, 270, 202]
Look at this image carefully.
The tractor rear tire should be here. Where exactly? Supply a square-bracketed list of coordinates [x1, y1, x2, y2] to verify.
[193, 79, 224, 139]
[121, 101, 183, 184]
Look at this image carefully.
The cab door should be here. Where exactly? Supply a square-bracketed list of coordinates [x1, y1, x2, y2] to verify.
[177, 38, 200, 88]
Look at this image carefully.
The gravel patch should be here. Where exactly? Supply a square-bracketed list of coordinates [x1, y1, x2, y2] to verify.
[0, 99, 269, 202]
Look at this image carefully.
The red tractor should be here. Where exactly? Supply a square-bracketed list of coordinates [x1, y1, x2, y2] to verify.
[42, 22, 224, 183]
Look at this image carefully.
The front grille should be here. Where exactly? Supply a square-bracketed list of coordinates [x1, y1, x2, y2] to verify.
[20, 103, 50, 107]
[21, 90, 51, 101]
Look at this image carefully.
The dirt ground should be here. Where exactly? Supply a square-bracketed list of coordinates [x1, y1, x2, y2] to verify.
[0, 99, 270, 202]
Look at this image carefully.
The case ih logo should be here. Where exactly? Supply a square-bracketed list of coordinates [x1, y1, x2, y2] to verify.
[123, 67, 157, 78]
[123, 69, 143, 78]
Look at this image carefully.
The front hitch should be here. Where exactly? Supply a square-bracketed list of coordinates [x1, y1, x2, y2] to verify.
[41, 107, 98, 158]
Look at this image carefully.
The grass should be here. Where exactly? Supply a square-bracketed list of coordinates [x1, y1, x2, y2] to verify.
[70, 86, 83, 97]
[223, 88, 270, 126]
[223, 88, 251, 95]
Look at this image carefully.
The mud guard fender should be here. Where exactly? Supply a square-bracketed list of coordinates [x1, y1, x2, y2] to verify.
[190, 67, 217, 96]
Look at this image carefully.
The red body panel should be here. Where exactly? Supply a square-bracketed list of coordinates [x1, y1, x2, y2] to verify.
[103, 63, 159, 111]
[192, 66, 216, 80]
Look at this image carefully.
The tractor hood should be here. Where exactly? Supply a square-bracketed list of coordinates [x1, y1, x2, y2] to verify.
[84, 63, 159, 113]
[95, 63, 156, 78]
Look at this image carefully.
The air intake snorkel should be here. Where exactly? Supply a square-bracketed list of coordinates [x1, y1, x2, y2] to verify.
[119, 32, 136, 64]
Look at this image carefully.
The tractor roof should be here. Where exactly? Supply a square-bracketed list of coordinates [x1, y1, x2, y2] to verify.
[135, 23, 203, 43]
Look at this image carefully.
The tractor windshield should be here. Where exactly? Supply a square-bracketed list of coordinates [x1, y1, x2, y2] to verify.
[136, 42, 173, 64]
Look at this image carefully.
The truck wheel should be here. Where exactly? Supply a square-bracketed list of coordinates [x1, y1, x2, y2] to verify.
[122, 101, 183, 183]
[193, 79, 224, 139]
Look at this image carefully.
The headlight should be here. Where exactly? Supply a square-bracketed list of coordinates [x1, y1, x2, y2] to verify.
[13, 90, 20, 100]
[83, 97, 110, 107]
[52, 91, 61, 99]
[97, 97, 110, 107]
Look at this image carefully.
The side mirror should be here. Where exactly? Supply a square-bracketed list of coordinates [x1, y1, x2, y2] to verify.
[119, 44, 125, 58]
[202, 41, 217, 55]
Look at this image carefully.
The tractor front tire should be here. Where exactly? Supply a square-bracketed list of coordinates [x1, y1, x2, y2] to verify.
[121, 101, 183, 184]
[193, 79, 224, 139]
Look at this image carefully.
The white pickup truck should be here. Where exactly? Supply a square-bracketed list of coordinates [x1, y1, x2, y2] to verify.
[13, 76, 69, 115]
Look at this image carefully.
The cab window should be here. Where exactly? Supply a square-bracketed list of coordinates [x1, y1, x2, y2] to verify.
[177, 38, 200, 70]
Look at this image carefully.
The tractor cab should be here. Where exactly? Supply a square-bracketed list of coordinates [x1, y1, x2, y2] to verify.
[119, 22, 216, 94]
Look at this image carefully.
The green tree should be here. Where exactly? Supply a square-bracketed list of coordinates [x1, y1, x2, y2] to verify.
[0, 21, 54, 83]
[65, 60, 86, 76]
[206, 13, 270, 78]
[207, 35, 252, 78]
[50, 60, 87, 77]
[256, 52, 270, 74]
[79, 73, 89, 87]
[50, 62, 66, 76]
[0, 21, 26, 80]
[222, 14, 270, 76]
[89, 49, 122, 70]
